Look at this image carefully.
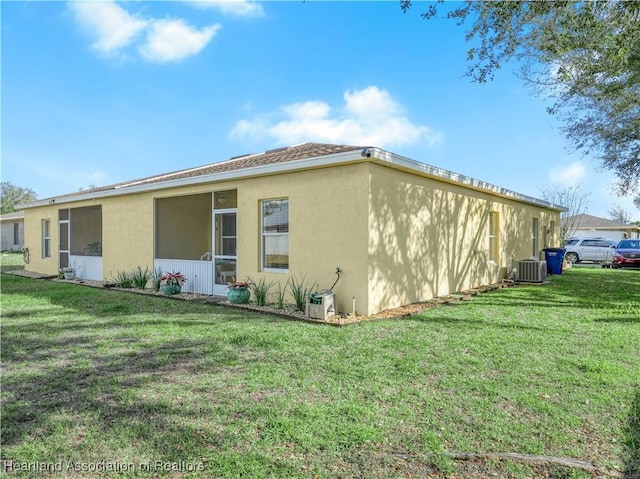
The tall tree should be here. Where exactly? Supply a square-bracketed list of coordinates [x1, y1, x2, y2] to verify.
[401, 1, 640, 194]
[609, 205, 632, 224]
[0, 182, 37, 214]
[540, 183, 590, 239]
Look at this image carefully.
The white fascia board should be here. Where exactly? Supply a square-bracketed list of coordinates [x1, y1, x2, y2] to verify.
[19, 147, 565, 212]
[372, 148, 567, 212]
[18, 150, 366, 209]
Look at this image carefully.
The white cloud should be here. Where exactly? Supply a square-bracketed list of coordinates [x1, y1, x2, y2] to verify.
[69, 1, 147, 54]
[187, 0, 264, 17]
[229, 86, 442, 147]
[548, 161, 586, 187]
[139, 20, 221, 63]
[69, 1, 220, 63]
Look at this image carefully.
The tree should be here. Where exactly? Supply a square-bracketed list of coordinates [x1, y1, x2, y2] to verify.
[608, 205, 632, 224]
[401, 1, 640, 194]
[0, 182, 37, 214]
[540, 183, 590, 239]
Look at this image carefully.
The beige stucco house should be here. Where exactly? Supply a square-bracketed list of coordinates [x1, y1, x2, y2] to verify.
[19, 143, 564, 316]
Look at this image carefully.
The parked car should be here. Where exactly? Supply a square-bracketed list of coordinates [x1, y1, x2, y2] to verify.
[612, 239, 640, 268]
[563, 237, 618, 264]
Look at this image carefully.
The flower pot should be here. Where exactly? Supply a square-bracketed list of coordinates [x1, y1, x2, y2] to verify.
[64, 272, 75, 280]
[162, 283, 182, 295]
[227, 287, 250, 304]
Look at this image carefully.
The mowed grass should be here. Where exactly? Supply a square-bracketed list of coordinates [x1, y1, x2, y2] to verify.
[1, 251, 25, 272]
[1, 268, 638, 478]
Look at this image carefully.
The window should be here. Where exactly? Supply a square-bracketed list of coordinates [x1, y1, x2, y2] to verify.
[582, 239, 614, 248]
[13, 223, 19, 245]
[532, 218, 539, 257]
[262, 198, 289, 271]
[42, 219, 51, 258]
[488, 212, 499, 262]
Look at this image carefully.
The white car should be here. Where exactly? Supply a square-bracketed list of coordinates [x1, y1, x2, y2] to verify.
[564, 237, 618, 263]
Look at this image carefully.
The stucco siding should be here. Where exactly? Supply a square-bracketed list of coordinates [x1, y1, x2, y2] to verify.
[367, 163, 561, 314]
[102, 194, 155, 276]
[22, 163, 371, 314]
[235, 163, 370, 315]
[23, 204, 61, 276]
[21, 156, 560, 316]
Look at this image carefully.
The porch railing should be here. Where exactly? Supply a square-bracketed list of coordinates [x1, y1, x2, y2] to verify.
[154, 259, 213, 295]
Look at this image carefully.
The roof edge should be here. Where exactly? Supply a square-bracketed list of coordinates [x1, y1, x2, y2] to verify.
[18, 146, 565, 212]
[372, 148, 567, 212]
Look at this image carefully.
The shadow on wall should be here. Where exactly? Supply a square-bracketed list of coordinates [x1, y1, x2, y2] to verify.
[368, 171, 529, 313]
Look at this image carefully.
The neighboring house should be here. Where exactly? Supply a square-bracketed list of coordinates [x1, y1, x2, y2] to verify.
[0, 211, 24, 251]
[18, 143, 564, 316]
[563, 214, 640, 242]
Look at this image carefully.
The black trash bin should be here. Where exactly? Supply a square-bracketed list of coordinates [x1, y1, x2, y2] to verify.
[543, 248, 566, 275]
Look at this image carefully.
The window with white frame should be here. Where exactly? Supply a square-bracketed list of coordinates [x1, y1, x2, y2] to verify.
[532, 218, 539, 257]
[261, 199, 289, 271]
[42, 219, 51, 258]
[489, 212, 499, 262]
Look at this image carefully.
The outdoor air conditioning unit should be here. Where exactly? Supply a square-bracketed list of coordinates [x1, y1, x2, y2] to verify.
[516, 260, 548, 283]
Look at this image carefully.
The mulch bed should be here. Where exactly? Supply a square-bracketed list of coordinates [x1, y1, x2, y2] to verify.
[6, 269, 516, 326]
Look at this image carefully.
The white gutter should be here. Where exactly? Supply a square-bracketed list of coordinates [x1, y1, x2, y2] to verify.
[17, 150, 365, 209]
[18, 147, 565, 212]
[371, 147, 566, 211]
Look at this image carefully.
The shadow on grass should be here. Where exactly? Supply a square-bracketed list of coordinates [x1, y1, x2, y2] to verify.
[624, 386, 640, 479]
[406, 314, 554, 332]
[1, 334, 266, 460]
[1, 274, 292, 461]
[418, 268, 640, 316]
[1, 273, 263, 321]
[1, 334, 304, 476]
[596, 316, 640, 324]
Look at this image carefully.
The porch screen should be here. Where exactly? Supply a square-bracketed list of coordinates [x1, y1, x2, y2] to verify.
[155, 193, 212, 260]
[70, 206, 102, 256]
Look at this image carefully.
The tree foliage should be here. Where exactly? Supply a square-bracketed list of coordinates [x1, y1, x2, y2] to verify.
[0, 182, 37, 214]
[608, 205, 632, 224]
[401, 1, 640, 194]
[540, 183, 590, 239]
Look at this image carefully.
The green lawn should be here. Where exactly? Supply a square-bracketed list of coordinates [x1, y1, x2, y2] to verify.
[1, 251, 25, 273]
[1, 269, 638, 478]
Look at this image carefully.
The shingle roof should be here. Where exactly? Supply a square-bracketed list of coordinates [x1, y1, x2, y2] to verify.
[21, 142, 564, 212]
[564, 213, 638, 229]
[42, 143, 364, 201]
[0, 211, 24, 221]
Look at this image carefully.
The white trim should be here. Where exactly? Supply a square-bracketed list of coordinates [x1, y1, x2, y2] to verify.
[19, 147, 566, 212]
[261, 198, 289, 272]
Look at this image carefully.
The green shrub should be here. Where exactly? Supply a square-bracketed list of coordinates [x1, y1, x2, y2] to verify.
[274, 277, 290, 309]
[152, 266, 163, 292]
[131, 266, 152, 290]
[288, 273, 316, 312]
[248, 276, 275, 307]
[111, 270, 133, 288]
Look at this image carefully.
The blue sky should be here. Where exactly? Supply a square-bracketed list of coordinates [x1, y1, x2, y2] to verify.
[2, 0, 638, 221]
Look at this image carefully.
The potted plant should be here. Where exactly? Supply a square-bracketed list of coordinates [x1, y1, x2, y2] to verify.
[160, 271, 187, 295]
[227, 279, 252, 304]
[59, 262, 80, 280]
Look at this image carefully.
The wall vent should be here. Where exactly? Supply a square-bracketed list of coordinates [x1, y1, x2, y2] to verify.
[516, 260, 548, 283]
